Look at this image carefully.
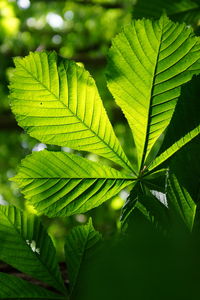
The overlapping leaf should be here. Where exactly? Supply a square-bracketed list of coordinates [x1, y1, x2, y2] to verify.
[0, 272, 64, 299]
[107, 15, 200, 171]
[0, 205, 66, 293]
[65, 218, 101, 296]
[167, 173, 196, 231]
[12, 150, 134, 217]
[167, 140, 200, 231]
[121, 183, 170, 231]
[128, 141, 200, 232]
[10, 51, 132, 172]
[9, 16, 200, 224]
[149, 76, 200, 171]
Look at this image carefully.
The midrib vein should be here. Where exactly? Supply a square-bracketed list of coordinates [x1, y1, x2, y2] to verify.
[17, 177, 135, 180]
[139, 18, 165, 172]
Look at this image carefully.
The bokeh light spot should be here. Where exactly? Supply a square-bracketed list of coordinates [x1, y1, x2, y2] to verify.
[17, 0, 30, 9]
[46, 12, 64, 29]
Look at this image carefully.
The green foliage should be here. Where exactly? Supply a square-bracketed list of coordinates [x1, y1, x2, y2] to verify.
[121, 182, 170, 231]
[149, 76, 200, 170]
[0, 207, 101, 299]
[0, 0, 133, 210]
[167, 139, 200, 231]
[0, 272, 63, 299]
[12, 150, 133, 216]
[10, 51, 132, 172]
[125, 139, 200, 233]
[1, 2, 200, 298]
[0, 205, 66, 294]
[72, 219, 200, 300]
[168, 172, 196, 231]
[107, 14, 200, 171]
[10, 15, 200, 220]
[65, 218, 101, 296]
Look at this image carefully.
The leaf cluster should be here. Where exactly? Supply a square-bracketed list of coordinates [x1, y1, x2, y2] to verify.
[9, 15, 200, 219]
[0, 12, 200, 299]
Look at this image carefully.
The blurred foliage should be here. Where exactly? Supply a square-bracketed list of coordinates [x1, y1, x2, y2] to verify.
[0, 0, 200, 257]
[133, 0, 200, 29]
[74, 218, 200, 300]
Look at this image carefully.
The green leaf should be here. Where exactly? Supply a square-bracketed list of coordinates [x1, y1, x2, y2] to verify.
[120, 182, 138, 228]
[167, 173, 196, 231]
[12, 150, 134, 217]
[167, 140, 200, 231]
[0, 272, 64, 299]
[142, 169, 167, 193]
[149, 76, 200, 171]
[107, 15, 200, 171]
[121, 183, 170, 231]
[135, 199, 169, 230]
[9, 51, 133, 172]
[65, 218, 101, 295]
[0, 205, 66, 293]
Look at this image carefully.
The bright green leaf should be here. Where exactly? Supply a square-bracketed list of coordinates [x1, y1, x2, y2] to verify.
[107, 15, 200, 171]
[9, 51, 133, 172]
[12, 150, 134, 217]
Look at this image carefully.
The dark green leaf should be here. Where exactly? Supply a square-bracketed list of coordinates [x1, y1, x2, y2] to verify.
[65, 218, 101, 295]
[0, 205, 66, 293]
[0, 272, 64, 299]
